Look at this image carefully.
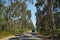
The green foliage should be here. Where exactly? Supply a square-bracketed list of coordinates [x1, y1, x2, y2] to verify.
[35, 0, 60, 39]
[0, 0, 34, 39]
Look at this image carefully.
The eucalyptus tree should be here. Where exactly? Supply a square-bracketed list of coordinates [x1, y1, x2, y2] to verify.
[0, 0, 3, 31]
[0, 0, 6, 31]
[6, 1, 26, 30]
[5, 0, 34, 32]
[35, 0, 60, 39]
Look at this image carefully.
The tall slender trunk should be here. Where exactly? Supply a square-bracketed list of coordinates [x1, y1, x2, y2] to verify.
[48, 0, 56, 39]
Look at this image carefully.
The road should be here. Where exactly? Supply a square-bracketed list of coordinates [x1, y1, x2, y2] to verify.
[0, 31, 51, 40]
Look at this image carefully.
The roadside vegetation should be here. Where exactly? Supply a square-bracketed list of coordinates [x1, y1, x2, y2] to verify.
[0, 0, 34, 39]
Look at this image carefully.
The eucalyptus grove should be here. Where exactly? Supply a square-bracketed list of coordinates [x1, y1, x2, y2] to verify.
[35, 0, 60, 39]
[0, 0, 34, 36]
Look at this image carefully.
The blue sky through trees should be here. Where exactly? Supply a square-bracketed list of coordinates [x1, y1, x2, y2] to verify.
[27, 0, 36, 27]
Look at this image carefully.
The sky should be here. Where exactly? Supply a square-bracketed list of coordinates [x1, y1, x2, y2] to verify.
[26, 0, 36, 27]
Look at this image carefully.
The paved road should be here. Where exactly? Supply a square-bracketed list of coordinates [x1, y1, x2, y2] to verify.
[0, 31, 51, 40]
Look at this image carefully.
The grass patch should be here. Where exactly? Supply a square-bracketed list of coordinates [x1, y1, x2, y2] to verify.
[0, 31, 14, 39]
[0, 29, 31, 39]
